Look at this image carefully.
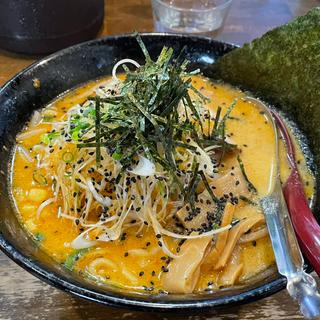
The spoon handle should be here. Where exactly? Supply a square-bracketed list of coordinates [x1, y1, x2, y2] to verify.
[283, 170, 320, 277]
[246, 97, 320, 317]
[272, 110, 320, 276]
[287, 271, 320, 319]
[261, 180, 320, 319]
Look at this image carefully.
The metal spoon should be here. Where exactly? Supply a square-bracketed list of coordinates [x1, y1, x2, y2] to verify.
[245, 97, 320, 319]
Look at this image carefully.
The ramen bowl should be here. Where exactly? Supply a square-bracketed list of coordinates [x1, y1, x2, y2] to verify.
[0, 33, 315, 311]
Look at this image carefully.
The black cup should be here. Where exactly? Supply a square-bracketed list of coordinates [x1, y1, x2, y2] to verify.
[0, 0, 104, 54]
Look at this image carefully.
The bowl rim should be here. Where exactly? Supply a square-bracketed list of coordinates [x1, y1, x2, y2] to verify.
[0, 32, 287, 311]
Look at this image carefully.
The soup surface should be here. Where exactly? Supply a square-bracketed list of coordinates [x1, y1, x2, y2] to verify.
[11, 45, 315, 294]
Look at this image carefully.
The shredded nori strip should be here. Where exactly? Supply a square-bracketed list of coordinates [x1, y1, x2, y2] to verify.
[95, 97, 101, 165]
[237, 155, 257, 193]
[74, 34, 238, 196]
[239, 195, 257, 206]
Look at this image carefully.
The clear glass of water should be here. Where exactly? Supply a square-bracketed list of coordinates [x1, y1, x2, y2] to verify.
[151, 0, 233, 34]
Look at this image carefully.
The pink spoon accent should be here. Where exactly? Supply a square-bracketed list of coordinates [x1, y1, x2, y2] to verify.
[272, 111, 320, 276]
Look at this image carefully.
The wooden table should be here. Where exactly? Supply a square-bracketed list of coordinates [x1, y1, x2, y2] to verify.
[0, 1, 319, 319]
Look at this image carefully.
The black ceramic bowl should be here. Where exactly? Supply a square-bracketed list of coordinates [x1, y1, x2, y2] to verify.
[0, 33, 290, 311]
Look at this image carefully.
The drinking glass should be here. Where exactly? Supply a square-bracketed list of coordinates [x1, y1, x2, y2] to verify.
[151, 0, 233, 34]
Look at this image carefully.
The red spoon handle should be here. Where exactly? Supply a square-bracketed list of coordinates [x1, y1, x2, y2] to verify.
[283, 172, 320, 276]
[272, 110, 320, 276]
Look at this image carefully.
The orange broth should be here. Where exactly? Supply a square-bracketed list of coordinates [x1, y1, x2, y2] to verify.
[11, 75, 315, 293]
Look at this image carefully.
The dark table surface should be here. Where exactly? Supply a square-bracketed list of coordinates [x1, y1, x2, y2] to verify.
[0, 0, 319, 319]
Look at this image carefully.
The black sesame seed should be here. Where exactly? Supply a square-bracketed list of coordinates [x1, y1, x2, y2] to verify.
[161, 266, 169, 273]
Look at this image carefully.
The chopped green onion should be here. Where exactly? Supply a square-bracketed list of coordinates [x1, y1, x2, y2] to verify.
[43, 115, 55, 122]
[112, 152, 122, 161]
[34, 232, 45, 242]
[64, 248, 90, 271]
[33, 171, 47, 185]
[42, 110, 57, 122]
[62, 151, 74, 163]
[41, 132, 60, 145]
[71, 130, 81, 141]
